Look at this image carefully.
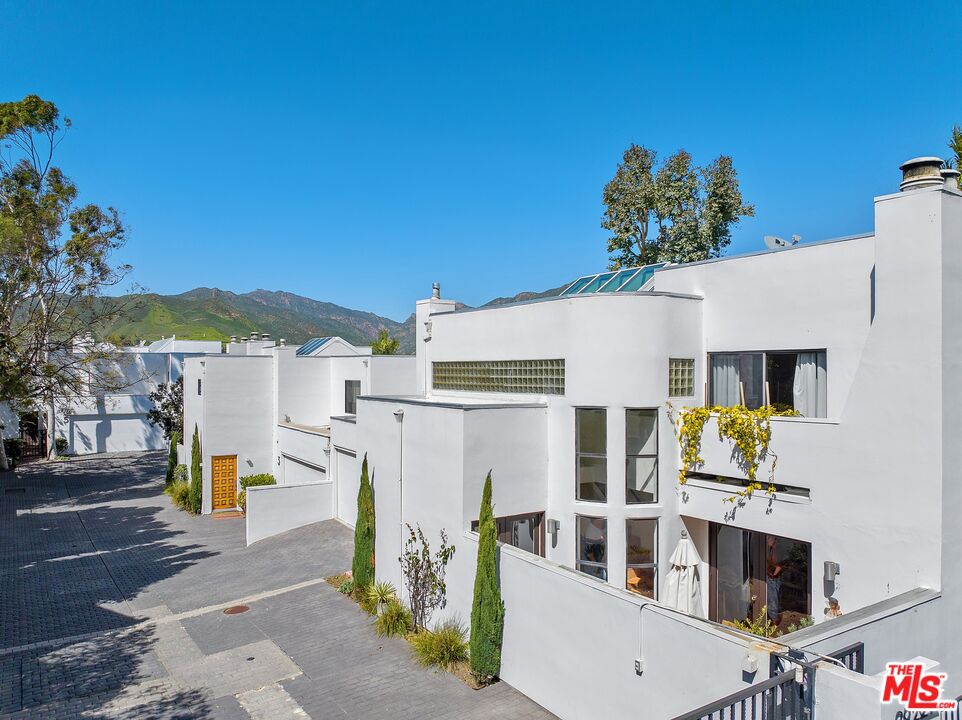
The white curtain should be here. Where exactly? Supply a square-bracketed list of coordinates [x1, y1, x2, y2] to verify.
[710, 354, 740, 407]
[793, 352, 827, 417]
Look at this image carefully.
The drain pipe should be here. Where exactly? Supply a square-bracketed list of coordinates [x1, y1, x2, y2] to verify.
[393, 408, 405, 563]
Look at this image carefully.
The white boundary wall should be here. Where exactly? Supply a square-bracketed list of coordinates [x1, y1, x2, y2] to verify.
[246, 481, 333, 545]
[459, 534, 762, 720]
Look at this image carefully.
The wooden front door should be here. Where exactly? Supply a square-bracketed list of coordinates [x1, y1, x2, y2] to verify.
[211, 455, 237, 510]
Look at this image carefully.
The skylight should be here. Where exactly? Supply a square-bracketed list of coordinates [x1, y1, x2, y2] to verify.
[296, 337, 332, 356]
[559, 263, 667, 296]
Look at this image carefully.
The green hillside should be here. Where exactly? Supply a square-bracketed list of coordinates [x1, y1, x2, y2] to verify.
[99, 282, 571, 353]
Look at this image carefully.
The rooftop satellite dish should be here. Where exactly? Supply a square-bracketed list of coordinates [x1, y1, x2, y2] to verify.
[763, 234, 801, 250]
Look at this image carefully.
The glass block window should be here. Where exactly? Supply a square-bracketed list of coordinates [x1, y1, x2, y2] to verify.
[668, 358, 695, 397]
[432, 359, 564, 395]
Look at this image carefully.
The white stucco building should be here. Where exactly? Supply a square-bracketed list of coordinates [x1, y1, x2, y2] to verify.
[182, 334, 416, 528]
[341, 158, 962, 718]
[53, 337, 221, 456]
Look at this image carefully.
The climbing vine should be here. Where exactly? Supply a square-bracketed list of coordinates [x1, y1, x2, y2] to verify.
[670, 404, 798, 502]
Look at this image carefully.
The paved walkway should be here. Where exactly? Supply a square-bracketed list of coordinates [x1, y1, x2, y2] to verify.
[0, 453, 553, 719]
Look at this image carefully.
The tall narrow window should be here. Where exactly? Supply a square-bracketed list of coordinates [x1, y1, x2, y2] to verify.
[344, 380, 361, 414]
[576, 408, 606, 502]
[197, 378, 202, 396]
[626, 518, 657, 599]
[576, 515, 607, 580]
[626, 409, 658, 504]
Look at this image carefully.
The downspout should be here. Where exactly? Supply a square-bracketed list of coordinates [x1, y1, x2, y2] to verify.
[394, 408, 405, 558]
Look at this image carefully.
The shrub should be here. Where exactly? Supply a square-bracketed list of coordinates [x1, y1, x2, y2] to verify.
[374, 599, 412, 637]
[352, 454, 375, 590]
[239, 473, 276, 489]
[188, 425, 202, 514]
[170, 480, 191, 509]
[55, 437, 68, 455]
[236, 475, 274, 512]
[400, 524, 455, 631]
[470, 472, 504, 683]
[357, 589, 379, 615]
[165, 431, 180, 486]
[337, 579, 355, 595]
[411, 618, 469, 670]
[366, 581, 397, 615]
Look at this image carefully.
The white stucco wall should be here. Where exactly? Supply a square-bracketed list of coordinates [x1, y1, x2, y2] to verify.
[186, 356, 274, 514]
[369, 355, 417, 395]
[245, 481, 333, 545]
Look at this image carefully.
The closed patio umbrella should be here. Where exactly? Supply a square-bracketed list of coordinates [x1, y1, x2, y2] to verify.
[663, 529, 705, 617]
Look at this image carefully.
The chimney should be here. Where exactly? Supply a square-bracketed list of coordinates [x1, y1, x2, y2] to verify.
[261, 333, 271, 342]
[279, 338, 287, 347]
[241, 337, 249, 342]
[432, 282, 441, 299]
[941, 167, 961, 192]
[229, 335, 238, 343]
[900, 157, 945, 192]
[250, 331, 260, 341]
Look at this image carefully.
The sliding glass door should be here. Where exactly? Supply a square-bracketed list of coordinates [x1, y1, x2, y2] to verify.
[709, 523, 811, 632]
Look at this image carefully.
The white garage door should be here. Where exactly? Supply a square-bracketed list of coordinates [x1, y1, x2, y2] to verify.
[69, 414, 166, 455]
[282, 455, 326, 485]
[336, 449, 359, 527]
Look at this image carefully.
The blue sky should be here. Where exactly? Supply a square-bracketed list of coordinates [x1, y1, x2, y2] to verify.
[5, 1, 961, 320]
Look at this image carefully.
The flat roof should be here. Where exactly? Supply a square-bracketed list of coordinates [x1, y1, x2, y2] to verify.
[444, 289, 702, 317]
[361, 395, 547, 410]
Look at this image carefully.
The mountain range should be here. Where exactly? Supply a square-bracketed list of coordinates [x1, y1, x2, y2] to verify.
[101, 283, 568, 353]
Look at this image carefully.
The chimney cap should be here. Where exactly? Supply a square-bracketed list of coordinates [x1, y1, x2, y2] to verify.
[899, 156, 945, 191]
[432, 282, 440, 299]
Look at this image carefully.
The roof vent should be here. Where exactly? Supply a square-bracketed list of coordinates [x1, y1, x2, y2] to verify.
[279, 338, 286, 347]
[941, 167, 960, 192]
[432, 282, 440, 299]
[900, 157, 945, 191]
[229, 335, 238, 343]
[250, 332, 260, 341]
[261, 333, 271, 341]
[241, 337, 249, 342]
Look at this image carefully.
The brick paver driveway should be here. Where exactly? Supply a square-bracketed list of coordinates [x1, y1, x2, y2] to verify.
[0, 453, 553, 719]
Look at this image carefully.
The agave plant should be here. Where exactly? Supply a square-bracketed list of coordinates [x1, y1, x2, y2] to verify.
[366, 580, 398, 616]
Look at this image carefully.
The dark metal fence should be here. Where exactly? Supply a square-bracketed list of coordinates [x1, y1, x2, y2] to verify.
[671, 670, 804, 720]
[672, 642, 864, 720]
[828, 642, 864, 674]
[19, 429, 46, 461]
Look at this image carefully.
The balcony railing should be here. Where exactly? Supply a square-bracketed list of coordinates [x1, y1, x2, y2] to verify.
[670, 669, 805, 720]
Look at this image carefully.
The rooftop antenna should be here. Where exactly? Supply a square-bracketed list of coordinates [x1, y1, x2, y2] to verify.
[764, 234, 801, 250]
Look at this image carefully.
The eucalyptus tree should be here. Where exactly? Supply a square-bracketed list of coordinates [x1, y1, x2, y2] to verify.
[601, 144, 754, 268]
[0, 95, 135, 463]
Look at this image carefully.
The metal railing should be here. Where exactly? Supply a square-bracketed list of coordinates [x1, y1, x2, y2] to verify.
[828, 642, 864, 674]
[671, 670, 804, 720]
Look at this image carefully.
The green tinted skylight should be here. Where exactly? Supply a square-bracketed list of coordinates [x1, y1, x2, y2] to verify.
[559, 263, 667, 296]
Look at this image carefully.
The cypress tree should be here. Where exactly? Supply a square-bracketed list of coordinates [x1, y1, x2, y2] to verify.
[165, 430, 180, 487]
[352, 454, 375, 588]
[188, 425, 202, 514]
[470, 472, 504, 683]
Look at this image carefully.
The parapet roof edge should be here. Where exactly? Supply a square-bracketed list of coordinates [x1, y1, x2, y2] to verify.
[441, 289, 703, 316]
[655, 232, 874, 272]
[361, 395, 547, 410]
